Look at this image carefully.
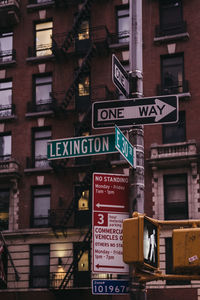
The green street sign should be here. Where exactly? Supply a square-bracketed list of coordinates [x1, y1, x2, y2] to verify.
[115, 125, 136, 168]
[47, 133, 117, 160]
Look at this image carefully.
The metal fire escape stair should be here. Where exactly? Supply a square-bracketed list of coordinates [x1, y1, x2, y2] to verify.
[49, 198, 75, 237]
[60, 44, 96, 112]
[61, 0, 95, 53]
[58, 226, 92, 290]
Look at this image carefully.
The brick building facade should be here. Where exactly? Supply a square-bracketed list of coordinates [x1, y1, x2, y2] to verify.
[0, 0, 199, 299]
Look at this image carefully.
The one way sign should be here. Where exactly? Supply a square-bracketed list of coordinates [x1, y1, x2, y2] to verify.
[92, 95, 178, 129]
[112, 54, 130, 98]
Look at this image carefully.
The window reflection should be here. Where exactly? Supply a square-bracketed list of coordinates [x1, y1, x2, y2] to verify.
[78, 190, 89, 211]
[34, 130, 51, 167]
[78, 20, 90, 40]
[0, 81, 12, 116]
[162, 55, 184, 94]
[35, 75, 52, 107]
[36, 22, 53, 57]
[78, 250, 89, 271]
[78, 76, 89, 96]
[117, 8, 129, 43]
[0, 32, 13, 62]
[33, 187, 50, 227]
[30, 244, 50, 288]
[0, 134, 11, 160]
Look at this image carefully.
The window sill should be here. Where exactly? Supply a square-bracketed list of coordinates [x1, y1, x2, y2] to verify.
[24, 166, 53, 174]
[0, 59, 16, 67]
[154, 32, 189, 44]
[109, 42, 129, 50]
[25, 110, 54, 118]
[0, 115, 17, 122]
[178, 92, 191, 100]
[26, 54, 55, 64]
[27, 0, 55, 11]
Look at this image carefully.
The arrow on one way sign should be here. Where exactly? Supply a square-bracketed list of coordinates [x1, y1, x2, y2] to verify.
[92, 95, 178, 128]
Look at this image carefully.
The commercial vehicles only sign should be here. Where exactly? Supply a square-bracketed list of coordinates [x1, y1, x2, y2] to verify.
[92, 172, 129, 274]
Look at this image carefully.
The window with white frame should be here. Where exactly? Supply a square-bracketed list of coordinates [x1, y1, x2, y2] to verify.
[0, 80, 12, 116]
[161, 53, 185, 94]
[35, 21, 53, 57]
[0, 133, 11, 160]
[32, 186, 50, 227]
[33, 128, 51, 168]
[0, 31, 13, 62]
[117, 6, 129, 43]
[34, 74, 52, 109]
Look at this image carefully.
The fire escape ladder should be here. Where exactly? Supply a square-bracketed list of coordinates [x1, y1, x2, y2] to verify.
[0, 232, 20, 282]
[49, 158, 69, 172]
[59, 198, 75, 237]
[60, 44, 96, 111]
[61, 0, 95, 53]
[49, 197, 75, 238]
[58, 226, 92, 289]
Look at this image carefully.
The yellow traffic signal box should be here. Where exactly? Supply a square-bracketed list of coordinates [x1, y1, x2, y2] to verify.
[123, 213, 159, 270]
[173, 227, 200, 273]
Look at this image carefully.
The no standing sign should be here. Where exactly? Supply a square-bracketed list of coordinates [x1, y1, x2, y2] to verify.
[92, 172, 129, 274]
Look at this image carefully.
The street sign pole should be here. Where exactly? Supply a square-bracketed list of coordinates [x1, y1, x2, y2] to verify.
[129, 0, 146, 299]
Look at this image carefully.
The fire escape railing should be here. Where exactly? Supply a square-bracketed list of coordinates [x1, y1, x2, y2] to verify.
[51, 226, 92, 290]
[49, 197, 75, 237]
[61, 0, 95, 53]
[60, 44, 96, 112]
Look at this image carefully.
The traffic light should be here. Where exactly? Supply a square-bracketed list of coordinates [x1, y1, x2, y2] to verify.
[173, 227, 200, 274]
[123, 212, 159, 270]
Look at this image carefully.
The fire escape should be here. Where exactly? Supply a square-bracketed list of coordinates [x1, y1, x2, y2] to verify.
[49, 0, 113, 291]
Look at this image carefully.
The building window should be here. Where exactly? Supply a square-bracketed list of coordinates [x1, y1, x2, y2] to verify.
[161, 53, 185, 94]
[159, 0, 184, 36]
[0, 189, 10, 231]
[30, 244, 50, 288]
[35, 21, 53, 57]
[0, 80, 12, 117]
[117, 6, 129, 43]
[75, 74, 90, 112]
[33, 128, 51, 168]
[78, 189, 89, 211]
[75, 185, 91, 227]
[78, 20, 90, 41]
[73, 242, 91, 287]
[0, 31, 13, 62]
[34, 74, 52, 111]
[78, 75, 90, 97]
[164, 174, 188, 220]
[0, 133, 11, 161]
[32, 186, 50, 228]
[165, 237, 190, 285]
[162, 111, 186, 144]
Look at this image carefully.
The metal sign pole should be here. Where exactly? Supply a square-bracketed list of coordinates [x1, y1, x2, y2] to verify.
[129, 0, 146, 299]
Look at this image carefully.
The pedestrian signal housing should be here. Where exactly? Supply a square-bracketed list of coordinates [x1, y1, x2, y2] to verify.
[173, 227, 200, 273]
[123, 213, 159, 270]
